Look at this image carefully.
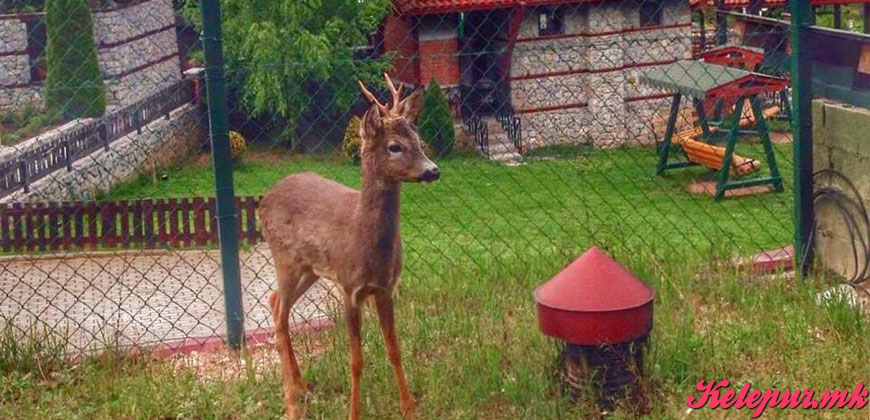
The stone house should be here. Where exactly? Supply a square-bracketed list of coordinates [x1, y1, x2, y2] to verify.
[0, 0, 182, 113]
[382, 0, 693, 148]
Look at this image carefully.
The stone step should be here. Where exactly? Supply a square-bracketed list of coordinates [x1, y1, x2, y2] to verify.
[490, 151, 523, 163]
[489, 142, 516, 155]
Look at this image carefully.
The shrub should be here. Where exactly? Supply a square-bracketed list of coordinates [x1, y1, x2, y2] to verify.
[229, 131, 247, 162]
[418, 79, 455, 156]
[342, 116, 363, 163]
[44, 0, 105, 120]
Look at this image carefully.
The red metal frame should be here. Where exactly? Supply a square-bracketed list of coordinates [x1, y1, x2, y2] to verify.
[703, 74, 789, 114]
[699, 46, 765, 72]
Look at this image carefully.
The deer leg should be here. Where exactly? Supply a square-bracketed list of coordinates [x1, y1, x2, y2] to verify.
[271, 269, 318, 420]
[345, 296, 364, 420]
[375, 292, 416, 419]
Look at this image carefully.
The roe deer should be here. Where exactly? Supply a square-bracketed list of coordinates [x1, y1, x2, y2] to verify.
[259, 74, 439, 420]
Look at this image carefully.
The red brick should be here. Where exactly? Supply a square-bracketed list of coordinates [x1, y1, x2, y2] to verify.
[383, 15, 419, 85]
[419, 38, 460, 86]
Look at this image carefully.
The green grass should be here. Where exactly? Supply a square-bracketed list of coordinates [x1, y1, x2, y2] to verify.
[0, 104, 62, 146]
[4, 145, 868, 419]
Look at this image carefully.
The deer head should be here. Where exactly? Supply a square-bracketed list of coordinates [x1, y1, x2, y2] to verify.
[358, 74, 440, 183]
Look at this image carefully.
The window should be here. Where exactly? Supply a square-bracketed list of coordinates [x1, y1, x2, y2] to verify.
[538, 8, 562, 36]
[23, 16, 47, 84]
[639, 1, 663, 27]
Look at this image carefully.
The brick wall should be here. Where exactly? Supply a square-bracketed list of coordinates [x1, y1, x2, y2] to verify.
[420, 37, 460, 87]
[383, 15, 419, 86]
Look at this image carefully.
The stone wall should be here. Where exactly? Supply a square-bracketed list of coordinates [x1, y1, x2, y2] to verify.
[0, 16, 40, 111]
[2, 104, 204, 203]
[509, 0, 692, 149]
[0, 0, 181, 113]
[812, 99, 870, 280]
[94, 0, 182, 111]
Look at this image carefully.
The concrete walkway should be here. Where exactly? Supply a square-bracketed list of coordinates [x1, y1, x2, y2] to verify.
[0, 244, 340, 354]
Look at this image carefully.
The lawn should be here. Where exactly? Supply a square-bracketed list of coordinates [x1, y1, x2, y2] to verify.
[3, 144, 868, 419]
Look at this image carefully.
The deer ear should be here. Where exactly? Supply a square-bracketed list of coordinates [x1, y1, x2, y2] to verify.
[360, 105, 383, 145]
[396, 88, 424, 123]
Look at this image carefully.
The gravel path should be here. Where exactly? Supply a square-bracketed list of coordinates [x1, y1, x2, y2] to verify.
[0, 244, 340, 354]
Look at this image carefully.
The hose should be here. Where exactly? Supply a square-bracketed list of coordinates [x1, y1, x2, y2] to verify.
[801, 169, 870, 295]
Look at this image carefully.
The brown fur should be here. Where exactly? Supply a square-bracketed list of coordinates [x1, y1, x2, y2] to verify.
[259, 76, 437, 420]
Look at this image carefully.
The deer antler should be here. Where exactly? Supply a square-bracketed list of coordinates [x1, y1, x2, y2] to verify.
[358, 80, 389, 117]
[384, 73, 404, 115]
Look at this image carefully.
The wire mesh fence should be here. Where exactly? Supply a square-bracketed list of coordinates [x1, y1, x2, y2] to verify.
[0, 0, 863, 373]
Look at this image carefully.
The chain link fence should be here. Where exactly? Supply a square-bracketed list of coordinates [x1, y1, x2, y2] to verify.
[0, 0, 863, 363]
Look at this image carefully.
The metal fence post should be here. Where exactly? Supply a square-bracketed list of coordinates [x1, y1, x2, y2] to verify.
[791, 0, 813, 275]
[200, 0, 245, 349]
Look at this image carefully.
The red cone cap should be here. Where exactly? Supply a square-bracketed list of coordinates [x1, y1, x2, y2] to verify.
[534, 247, 655, 345]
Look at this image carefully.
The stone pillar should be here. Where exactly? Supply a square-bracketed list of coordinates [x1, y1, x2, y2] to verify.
[183, 67, 205, 106]
[586, 3, 627, 148]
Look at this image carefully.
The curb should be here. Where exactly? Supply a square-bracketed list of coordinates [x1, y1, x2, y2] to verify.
[148, 317, 334, 359]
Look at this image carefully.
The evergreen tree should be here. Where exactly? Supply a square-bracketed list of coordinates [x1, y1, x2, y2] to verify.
[44, 0, 105, 119]
[418, 79, 455, 156]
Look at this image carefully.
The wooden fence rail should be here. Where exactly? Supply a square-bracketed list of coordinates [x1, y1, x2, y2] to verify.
[0, 79, 196, 199]
[0, 196, 261, 253]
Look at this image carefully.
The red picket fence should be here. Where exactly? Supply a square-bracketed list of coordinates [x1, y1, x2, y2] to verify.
[0, 196, 261, 253]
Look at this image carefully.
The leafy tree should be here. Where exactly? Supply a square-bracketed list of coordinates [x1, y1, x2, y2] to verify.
[181, 0, 392, 141]
[43, 0, 105, 119]
[418, 79, 455, 156]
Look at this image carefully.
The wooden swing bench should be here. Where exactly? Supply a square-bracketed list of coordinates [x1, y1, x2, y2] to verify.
[669, 103, 781, 176]
[640, 60, 789, 201]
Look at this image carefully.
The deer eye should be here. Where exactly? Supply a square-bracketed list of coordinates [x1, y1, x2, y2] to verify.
[388, 144, 403, 154]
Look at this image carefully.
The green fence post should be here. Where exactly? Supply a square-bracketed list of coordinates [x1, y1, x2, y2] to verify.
[791, 0, 813, 275]
[199, 0, 245, 349]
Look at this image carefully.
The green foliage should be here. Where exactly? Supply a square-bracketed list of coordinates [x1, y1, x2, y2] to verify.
[180, 0, 392, 139]
[418, 79, 455, 156]
[341, 116, 363, 163]
[0, 322, 67, 377]
[43, 0, 106, 119]
[229, 130, 248, 162]
[0, 103, 61, 146]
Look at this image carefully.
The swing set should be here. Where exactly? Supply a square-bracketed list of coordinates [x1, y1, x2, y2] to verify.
[640, 60, 790, 201]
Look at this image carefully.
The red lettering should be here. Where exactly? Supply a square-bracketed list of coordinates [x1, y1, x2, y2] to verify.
[734, 382, 752, 408]
[818, 390, 850, 409]
[719, 389, 737, 409]
[687, 380, 715, 409]
[846, 383, 868, 409]
[744, 389, 762, 408]
[800, 390, 817, 409]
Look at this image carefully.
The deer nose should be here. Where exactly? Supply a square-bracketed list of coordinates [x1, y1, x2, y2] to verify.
[420, 167, 440, 182]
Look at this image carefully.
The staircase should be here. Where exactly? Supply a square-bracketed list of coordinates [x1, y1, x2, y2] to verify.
[484, 117, 522, 164]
